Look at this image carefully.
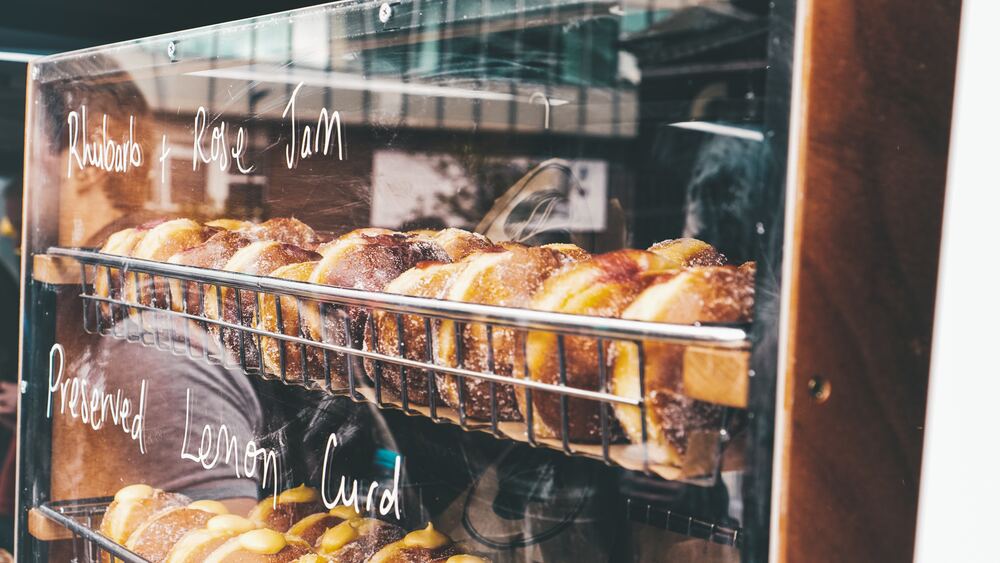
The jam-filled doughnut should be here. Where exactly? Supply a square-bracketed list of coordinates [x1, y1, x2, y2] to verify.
[515, 249, 693, 442]
[611, 265, 754, 467]
[248, 485, 326, 533]
[124, 499, 230, 561]
[206, 219, 254, 231]
[435, 245, 585, 420]
[124, 218, 216, 308]
[202, 241, 321, 366]
[166, 230, 257, 314]
[314, 518, 406, 563]
[301, 232, 449, 388]
[363, 260, 469, 405]
[95, 224, 152, 322]
[257, 261, 320, 380]
[201, 529, 311, 563]
[368, 523, 459, 563]
[240, 218, 324, 250]
[99, 484, 190, 546]
[165, 514, 259, 563]
[410, 228, 493, 261]
[286, 505, 362, 545]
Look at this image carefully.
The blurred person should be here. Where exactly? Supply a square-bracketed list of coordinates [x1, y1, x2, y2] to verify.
[0, 164, 23, 554]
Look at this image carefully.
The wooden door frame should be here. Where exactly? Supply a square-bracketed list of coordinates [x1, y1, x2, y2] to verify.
[773, 1, 963, 561]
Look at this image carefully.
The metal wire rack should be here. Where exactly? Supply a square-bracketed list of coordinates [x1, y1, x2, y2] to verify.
[35, 498, 145, 563]
[46, 246, 749, 483]
[33, 495, 741, 560]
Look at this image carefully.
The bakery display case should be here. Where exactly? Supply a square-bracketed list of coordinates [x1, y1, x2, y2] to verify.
[14, 1, 960, 562]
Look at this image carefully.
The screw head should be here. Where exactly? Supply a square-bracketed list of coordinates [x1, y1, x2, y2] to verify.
[30, 66, 39, 80]
[19, 381, 27, 393]
[167, 41, 177, 60]
[378, 3, 393, 23]
[807, 376, 831, 403]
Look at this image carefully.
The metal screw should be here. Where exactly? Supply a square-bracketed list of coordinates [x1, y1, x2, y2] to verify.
[167, 41, 177, 60]
[807, 376, 831, 403]
[30, 66, 39, 80]
[378, 3, 393, 23]
[19, 381, 27, 393]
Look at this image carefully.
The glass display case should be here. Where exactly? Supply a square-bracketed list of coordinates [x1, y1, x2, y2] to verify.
[14, 0, 959, 562]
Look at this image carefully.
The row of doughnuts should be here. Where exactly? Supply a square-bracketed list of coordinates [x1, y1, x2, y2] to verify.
[96, 218, 754, 467]
[99, 483, 487, 563]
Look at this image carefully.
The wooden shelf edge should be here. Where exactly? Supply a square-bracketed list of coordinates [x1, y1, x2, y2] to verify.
[683, 346, 749, 409]
[27, 507, 72, 541]
[32, 254, 85, 285]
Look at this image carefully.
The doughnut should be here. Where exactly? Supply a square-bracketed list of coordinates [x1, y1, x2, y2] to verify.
[368, 523, 458, 563]
[248, 485, 326, 533]
[99, 484, 190, 546]
[240, 218, 323, 250]
[301, 232, 449, 388]
[286, 505, 362, 545]
[201, 529, 311, 563]
[166, 230, 257, 314]
[647, 238, 726, 267]
[202, 241, 321, 367]
[124, 218, 216, 308]
[124, 499, 229, 561]
[257, 261, 320, 380]
[206, 219, 254, 231]
[95, 225, 151, 321]
[435, 245, 585, 420]
[165, 514, 259, 563]
[314, 518, 405, 563]
[409, 228, 493, 261]
[363, 260, 469, 405]
[514, 249, 688, 442]
[611, 265, 754, 466]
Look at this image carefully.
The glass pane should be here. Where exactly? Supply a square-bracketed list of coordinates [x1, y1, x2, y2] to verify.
[18, 1, 787, 561]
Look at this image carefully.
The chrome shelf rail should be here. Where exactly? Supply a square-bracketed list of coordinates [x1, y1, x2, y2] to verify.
[47, 247, 748, 483]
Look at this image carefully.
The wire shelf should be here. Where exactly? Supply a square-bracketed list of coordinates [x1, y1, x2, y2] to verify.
[35, 498, 146, 563]
[33, 496, 741, 558]
[46, 246, 750, 484]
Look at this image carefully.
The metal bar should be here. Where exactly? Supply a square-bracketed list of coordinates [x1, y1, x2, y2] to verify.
[455, 321, 468, 425]
[396, 313, 409, 411]
[320, 302, 333, 390]
[275, 293, 288, 381]
[80, 265, 95, 334]
[150, 274, 167, 351]
[295, 297, 308, 381]
[35, 503, 146, 562]
[51, 247, 749, 346]
[597, 337, 610, 463]
[557, 334, 571, 453]
[369, 312, 383, 404]
[638, 340, 649, 472]
[161, 274, 183, 357]
[253, 291, 264, 370]
[423, 316, 438, 419]
[214, 284, 229, 368]
[343, 313, 360, 400]
[523, 334, 536, 445]
[485, 324, 499, 435]
[199, 282, 219, 364]
[235, 288, 249, 372]
[79, 293, 643, 406]
[102, 266, 114, 336]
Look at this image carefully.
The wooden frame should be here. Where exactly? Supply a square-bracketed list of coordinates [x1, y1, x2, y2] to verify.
[774, 1, 962, 561]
